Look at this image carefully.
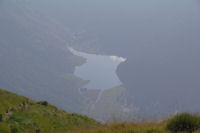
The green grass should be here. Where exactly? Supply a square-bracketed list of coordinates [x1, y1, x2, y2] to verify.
[68, 121, 200, 133]
[0, 88, 98, 133]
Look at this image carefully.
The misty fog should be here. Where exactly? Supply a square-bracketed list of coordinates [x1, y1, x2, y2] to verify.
[1, 0, 200, 120]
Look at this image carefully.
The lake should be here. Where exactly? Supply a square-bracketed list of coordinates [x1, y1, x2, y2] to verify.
[69, 47, 126, 91]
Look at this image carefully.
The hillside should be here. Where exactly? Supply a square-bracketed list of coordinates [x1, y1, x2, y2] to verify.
[0, 88, 98, 133]
[1, 88, 200, 133]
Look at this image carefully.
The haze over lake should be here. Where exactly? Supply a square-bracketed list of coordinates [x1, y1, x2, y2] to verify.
[37, 0, 200, 116]
[1, 0, 200, 120]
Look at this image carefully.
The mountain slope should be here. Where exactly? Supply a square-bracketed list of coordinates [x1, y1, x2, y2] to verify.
[0, 88, 98, 133]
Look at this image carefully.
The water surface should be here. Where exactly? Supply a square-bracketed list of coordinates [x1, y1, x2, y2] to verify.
[69, 48, 126, 90]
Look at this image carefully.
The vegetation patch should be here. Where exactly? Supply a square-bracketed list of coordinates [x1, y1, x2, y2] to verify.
[166, 113, 200, 133]
[0, 114, 3, 122]
[37, 101, 48, 106]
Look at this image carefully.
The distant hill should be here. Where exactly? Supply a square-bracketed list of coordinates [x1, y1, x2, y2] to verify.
[0, 88, 98, 133]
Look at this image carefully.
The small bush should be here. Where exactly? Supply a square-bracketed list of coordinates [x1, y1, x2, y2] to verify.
[166, 113, 200, 133]
[10, 126, 18, 133]
[38, 101, 48, 106]
[35, 129, 40, 133]
[0, 114, 3, 122]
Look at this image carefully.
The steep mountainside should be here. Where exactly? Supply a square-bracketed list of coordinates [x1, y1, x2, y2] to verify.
[0, 88, 98, 133]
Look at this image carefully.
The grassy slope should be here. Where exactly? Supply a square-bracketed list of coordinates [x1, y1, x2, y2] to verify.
[1, 88, 200, 133]
[71, 122, 167, 133]
[71, 121, 200, 133]
[0, 89, 98, 133]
